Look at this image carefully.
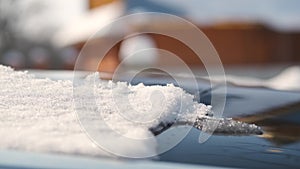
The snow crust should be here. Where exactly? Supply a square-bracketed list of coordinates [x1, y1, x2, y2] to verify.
[0, 65, 211, 157]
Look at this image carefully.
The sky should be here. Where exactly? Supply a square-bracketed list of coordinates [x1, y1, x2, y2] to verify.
[152, 0, 300, 31]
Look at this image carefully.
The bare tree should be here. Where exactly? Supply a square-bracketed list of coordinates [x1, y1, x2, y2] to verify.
[0, 0, 51, 51]
[0, 0, 21, 51]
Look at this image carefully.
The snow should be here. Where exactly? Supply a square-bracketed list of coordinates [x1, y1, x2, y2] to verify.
[0, 64, 211, 157]
[209, 66, 300, 91]
[266, 66, 300, 91]
[18, 0, 86, 42]
[52, 1, 125, 47]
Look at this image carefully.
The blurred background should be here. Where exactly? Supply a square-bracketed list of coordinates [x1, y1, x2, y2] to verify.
[0, 0, 299, 72]
[1, 1, 300, 168]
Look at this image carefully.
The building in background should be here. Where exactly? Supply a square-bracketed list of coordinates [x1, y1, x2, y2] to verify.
[1, 0, 299, 70]
[52, 0, 300, 73]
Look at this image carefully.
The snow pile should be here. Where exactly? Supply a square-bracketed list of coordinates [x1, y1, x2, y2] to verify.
[0, 65, 211, 157]
[267, 66, 300, 91]
[209, 66, 300, 91]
